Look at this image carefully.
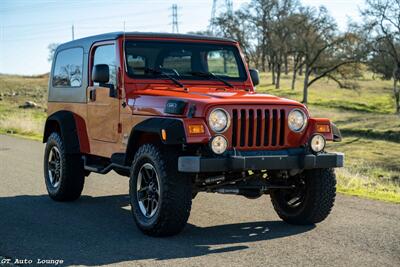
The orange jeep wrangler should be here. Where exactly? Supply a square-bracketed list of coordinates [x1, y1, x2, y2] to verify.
[44, 32, 343, 236]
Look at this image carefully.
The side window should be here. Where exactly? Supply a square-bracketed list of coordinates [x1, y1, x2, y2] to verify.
[93, 44, 117, 86]
[52, 47, 83, 87]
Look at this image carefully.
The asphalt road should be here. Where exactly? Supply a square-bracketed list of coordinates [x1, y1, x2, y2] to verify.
[0, 134, 399, 267]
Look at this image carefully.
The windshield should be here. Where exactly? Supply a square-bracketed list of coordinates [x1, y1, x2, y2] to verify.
[124, 41, 247, 81]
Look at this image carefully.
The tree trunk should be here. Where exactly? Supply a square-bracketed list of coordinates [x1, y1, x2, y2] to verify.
[275, 64, 281, 89]
[284, 55, 289, 75]
[291, 56, 299, 90]
[299, 65, 303, 76]
[223, 54, 227, 73]
[272, 63, 276, 85]
[261, 55, 266, 72]
[291, 67, 297, 90]
[394, 80, 399, 113]
[394, 71, 400, 114]
[302, 65, 310, 104]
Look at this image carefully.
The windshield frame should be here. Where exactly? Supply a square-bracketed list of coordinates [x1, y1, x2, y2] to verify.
[123, 40, 248, 82]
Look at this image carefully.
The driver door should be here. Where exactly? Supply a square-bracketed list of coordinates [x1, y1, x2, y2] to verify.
[87, 42, 120, 143]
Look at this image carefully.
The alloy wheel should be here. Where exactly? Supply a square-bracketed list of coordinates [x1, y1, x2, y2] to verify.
[48, 146, 62, 188]
[136, 163, 160, 218]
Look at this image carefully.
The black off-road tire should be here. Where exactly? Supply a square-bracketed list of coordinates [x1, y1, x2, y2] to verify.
[44, 132, 85, 201]
[129, 144, 192, 237]
[270, 168, 336, 225]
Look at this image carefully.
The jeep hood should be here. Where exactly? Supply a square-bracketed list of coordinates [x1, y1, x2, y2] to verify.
[126, 87, 305, 117]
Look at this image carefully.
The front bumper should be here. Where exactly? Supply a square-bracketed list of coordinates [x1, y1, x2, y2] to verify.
[178, 152, 344, 173]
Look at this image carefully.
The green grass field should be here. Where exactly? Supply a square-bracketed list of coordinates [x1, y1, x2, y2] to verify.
[258, 72, 400, 203]
[0, 72, 399, 203]
[0, 74, 47, 139]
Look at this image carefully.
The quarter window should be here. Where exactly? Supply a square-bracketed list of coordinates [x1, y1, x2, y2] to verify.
[52, 47, 83, 87]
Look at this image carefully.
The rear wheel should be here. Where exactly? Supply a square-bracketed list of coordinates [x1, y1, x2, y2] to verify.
[129, 144, 192, 237]
[44, 132, 85, 201]
[270, 168, 336, 225]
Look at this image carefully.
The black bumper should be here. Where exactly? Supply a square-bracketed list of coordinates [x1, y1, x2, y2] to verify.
[178, 152, 344, 173]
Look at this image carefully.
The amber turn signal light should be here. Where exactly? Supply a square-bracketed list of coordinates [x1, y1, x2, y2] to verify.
[161, 129, 167, 141]
[188, 124, 205, 134]
[316, 124, 330, 133]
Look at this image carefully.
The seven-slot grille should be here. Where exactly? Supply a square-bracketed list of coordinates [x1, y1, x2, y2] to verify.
[231, 108, 286, 148]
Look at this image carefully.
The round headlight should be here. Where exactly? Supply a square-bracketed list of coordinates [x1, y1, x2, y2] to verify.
[210, 135, 228, 154]
[208, 108, 230, 133]
[288, 109, 307, 132]
[310, 134, 326, 153]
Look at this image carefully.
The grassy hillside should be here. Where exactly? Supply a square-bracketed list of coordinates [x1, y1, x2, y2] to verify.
[0, 72, 399, 203]
[0, 74, 47, 139]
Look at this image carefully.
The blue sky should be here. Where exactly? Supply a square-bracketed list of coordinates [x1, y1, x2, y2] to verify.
[0, 0, 365, 75]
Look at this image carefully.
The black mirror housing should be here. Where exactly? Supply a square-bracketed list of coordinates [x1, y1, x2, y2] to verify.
[249, 68, 260, 86]
[92, 64, 110, 83]
[109, 85, 117, 98]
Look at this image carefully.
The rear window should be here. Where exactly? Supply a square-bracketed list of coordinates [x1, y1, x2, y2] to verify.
[52, 47, 84, 87]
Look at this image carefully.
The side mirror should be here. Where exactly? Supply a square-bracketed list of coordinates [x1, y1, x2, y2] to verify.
[92, 64, 109, 83]
[108, 85, 117, 98]
[249, 68, 260, 86]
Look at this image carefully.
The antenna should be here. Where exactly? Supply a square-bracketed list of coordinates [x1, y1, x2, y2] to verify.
[121, 21, 127, 105]
[71, 24, 75, 40]
[123, 21, 126, 73]
[171, 4, 179, 33]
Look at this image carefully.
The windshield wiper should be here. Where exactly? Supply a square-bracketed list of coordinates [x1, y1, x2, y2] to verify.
[189, 71, 234, 88]
[144, 67, 187, 90]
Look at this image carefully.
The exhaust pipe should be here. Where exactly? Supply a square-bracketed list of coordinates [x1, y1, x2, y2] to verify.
[212, 188, 262, 199]
[204, 175, 225, 184]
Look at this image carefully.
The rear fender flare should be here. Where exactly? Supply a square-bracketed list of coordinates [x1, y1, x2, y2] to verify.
[43, 111, 89, 154]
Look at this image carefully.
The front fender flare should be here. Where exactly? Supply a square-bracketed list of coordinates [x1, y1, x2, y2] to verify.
[124, 118, 186, 164]
[331, 122, 342, 142]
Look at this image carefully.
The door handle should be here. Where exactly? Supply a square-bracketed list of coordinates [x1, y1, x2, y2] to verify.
[89, 89, 96, 101]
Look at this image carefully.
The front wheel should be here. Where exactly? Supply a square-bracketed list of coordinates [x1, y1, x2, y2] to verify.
[129, 144, 192, 237]
[270, 168, 336, 225]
